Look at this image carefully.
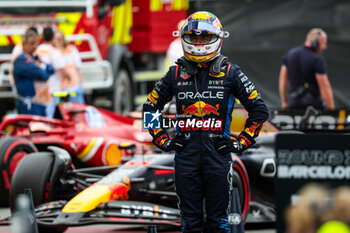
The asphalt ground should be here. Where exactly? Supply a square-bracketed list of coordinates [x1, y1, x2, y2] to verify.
[0, 208, 276, 233]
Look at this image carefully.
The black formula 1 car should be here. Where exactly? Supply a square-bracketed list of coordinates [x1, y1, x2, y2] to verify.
[4, 132, 277, 232]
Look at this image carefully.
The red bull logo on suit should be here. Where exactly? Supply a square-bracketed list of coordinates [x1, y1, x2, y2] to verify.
[182, 101, 219, 117]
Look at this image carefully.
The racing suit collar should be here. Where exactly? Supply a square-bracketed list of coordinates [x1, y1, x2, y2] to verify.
[198, 62, 209, 68]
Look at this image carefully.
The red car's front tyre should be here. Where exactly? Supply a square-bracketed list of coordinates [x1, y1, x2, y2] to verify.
[0, 137, 37, 207]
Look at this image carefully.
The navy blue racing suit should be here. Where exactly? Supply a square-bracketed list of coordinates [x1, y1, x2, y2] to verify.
[143, 58, 269, 233]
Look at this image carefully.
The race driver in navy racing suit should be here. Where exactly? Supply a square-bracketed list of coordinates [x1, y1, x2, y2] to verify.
[143, 11, 269, 233]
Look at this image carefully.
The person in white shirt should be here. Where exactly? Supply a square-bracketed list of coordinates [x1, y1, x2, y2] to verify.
[36, 27, 69, 118]
[52, 29, 84, 104]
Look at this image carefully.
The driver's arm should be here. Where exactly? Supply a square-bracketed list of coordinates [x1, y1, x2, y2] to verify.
[142, 67, 175, 149]
[231, 66, 269, 150]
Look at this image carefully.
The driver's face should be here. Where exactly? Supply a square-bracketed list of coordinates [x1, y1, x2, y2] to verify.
[189, 34, 212, 44]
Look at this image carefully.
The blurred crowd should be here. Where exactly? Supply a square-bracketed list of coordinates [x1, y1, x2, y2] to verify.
[285, 183, 350, 233]
[10, 26, 84, 117]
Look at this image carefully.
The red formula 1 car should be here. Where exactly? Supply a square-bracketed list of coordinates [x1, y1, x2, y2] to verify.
[0, 102, 154, 206]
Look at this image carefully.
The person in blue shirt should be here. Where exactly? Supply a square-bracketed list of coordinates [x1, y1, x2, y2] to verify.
[13, 30, 55, 116]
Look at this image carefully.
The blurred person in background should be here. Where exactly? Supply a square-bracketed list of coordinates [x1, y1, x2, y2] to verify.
[166, 19, 186, 66]
[285, 183, 350, 233]
[10, 26, 39, 96]
[13, 30, 55, 116]
[285, 201, 316, 233]
[52, 29, 85, 104]
[321, 186, 350, 227]
[36, 26, 68, 118]
[330, 186, 350, 226]
[285, 183, 329, 233]
[279, 28, 334, 110]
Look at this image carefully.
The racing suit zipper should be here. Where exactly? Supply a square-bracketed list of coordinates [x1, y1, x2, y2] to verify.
[194, 73, 204, 123]
[194, 69, 210, 142]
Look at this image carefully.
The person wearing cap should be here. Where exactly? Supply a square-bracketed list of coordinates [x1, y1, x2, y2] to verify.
[279, 28, 334, 110]
[143, 11, 268, 232]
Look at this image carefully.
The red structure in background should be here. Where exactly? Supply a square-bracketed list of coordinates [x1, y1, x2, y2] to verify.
[130, 0, 187, 53]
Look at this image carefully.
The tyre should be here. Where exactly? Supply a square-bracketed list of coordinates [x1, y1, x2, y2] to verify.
[10, 151, 73, 233]
[9, 152, 55, 209]
[113, 68, 133, 114]
[0, 137, 37, 206]
[231, 155, 251, 222]
[10, 150, 77, 208]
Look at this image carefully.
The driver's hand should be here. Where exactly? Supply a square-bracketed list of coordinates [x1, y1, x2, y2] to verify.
[153, 133, 188, 152]
[214, 137, 243, 155]
[214, 131, 255, 155]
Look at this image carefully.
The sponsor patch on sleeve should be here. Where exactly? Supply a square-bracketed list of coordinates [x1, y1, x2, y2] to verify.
[151, 90, 159, 99]
[244, 122, 262, 137]
[248, 90, 258, 99]
[152, 128, 163, 135]
[147, 94, 158, 104]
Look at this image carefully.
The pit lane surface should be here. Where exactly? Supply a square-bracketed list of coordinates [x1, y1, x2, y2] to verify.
[0, 208, 275, 233]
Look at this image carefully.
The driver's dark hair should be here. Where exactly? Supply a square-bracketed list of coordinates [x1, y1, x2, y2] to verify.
[43, 26, 54, 42]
